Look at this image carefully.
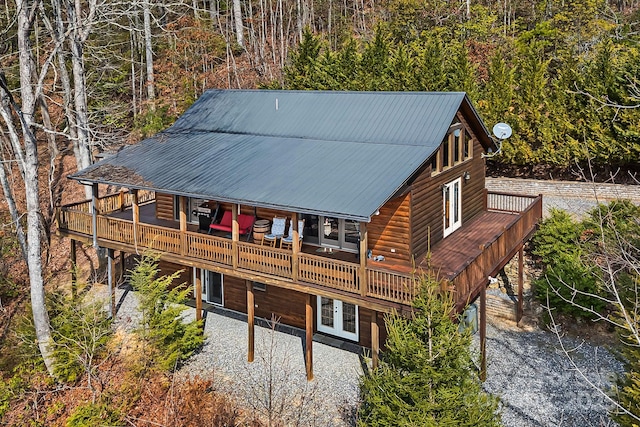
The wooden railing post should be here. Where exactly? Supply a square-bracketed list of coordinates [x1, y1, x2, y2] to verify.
[292, 212, 299, 282]
[91, 183, 99, 247]
[179, 196, 187, 256]
[483, 188, 488, 211]
[359, 223, 368, 297]
[232, 204, 238, 270]
[131, 189, 139, 225]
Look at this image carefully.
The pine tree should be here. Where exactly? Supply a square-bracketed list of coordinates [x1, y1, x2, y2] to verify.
[358, 276, 501, 427]
[129, 254, 204, 372]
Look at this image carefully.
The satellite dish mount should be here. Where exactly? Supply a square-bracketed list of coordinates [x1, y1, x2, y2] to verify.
[482, 122, 512, 158]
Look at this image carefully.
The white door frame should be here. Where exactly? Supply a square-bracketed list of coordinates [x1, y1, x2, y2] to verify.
[316, 296, 359, 341]
[443, 177, 462, 238]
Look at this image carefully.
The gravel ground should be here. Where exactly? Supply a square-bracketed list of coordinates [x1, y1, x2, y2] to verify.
[477, 320, 624, 427]
[99, 284, 625, 427]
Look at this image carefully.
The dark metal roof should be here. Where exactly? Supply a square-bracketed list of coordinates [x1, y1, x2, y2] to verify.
[72, 90, 489, 221]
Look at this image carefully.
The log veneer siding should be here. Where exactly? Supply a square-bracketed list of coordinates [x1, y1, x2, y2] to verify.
[411, 135, 486, 263]
[367, 194, 412, 264]
[156, 193, 174, 221]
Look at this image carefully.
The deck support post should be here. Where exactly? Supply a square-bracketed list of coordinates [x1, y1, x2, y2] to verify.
[371, 309, 379, 370]
[247, 280, 255, 363]
[70, 239, 77, 299]
[305, 294, 313, 381]
[232, 205, 238, 270]
[119, 251, 125, 282]
[517, 246, 524, 323]
[291, 212, 299, 282]
[108, 248, 115, 318]
[359, 223, 368, 297]
[131, 189, 139, 226]
[195, 267, 202, 322]
[480, 283, 487, 381]
[91, 183, 99, 248]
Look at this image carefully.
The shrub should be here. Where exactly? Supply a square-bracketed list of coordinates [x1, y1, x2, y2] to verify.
[532, 209, 606, 319]
[66, 400, 122, 427]
[49, 293, 113, 386]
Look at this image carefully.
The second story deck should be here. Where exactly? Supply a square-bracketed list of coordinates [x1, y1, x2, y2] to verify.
[57, 190, 542, 312]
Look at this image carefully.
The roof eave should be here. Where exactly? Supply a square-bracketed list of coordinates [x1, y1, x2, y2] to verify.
[68, 175, 372, 222]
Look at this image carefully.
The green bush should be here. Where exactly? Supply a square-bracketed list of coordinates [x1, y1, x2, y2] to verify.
[129, 255, 204, 373]
[50, 293, 113, 384]
[532, 209, 606, 319]
[66, 400, 122, 427]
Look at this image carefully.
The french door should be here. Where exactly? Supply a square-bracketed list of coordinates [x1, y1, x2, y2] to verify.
[195, 269, 223, 305]
[317, 296, 359, 341]
[443, 177, 462, 237]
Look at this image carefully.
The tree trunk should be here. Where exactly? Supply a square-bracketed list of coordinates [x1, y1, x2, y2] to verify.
[233, 0, 244, 47]
[143, 0, 155, 109]
[16, 0, 56, 376]
[66, 0, 94, 200]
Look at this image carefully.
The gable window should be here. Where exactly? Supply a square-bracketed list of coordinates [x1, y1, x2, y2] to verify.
[431, 124, 474, 175]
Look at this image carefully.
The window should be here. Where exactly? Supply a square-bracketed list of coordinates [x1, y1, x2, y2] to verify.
[301, 214, 360, 252]
[431, 124, 473, 176]
[252, 282, 267, 292]
[174, 196, 209, 223]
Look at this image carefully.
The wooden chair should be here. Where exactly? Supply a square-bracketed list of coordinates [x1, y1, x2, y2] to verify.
[262, 217, 287, 246]
[280, 219, 304, 250]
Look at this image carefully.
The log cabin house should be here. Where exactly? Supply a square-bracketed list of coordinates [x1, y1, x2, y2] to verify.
[58, 90, 542, 379]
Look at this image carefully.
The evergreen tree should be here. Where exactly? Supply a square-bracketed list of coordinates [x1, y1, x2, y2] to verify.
[358, 276, 501, 426]
[129, 254, 204, 372]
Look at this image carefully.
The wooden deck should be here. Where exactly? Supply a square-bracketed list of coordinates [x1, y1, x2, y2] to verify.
[57, 191, 542, 312]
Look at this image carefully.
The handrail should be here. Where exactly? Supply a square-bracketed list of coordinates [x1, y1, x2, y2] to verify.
[61, 190, 156, 214]
[451, 194, 542, 309]
[299, 253, 360, 293]
[365, 267, 416, 304]
[486, 191, 540, 214]
[58, 194, 542, 308]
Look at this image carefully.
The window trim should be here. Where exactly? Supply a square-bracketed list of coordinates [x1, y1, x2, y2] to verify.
[431, 124, 474, 176]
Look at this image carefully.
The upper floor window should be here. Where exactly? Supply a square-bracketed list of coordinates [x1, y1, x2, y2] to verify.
[431, 124, 473, 175]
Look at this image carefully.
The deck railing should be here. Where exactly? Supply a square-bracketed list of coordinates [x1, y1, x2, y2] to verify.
[486, 191, 540, 214]
[58, 191, 542, 307]
[452, 193, 542, 309]
[62, 190, 155, 214]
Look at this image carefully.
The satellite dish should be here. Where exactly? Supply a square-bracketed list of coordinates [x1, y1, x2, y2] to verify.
[492, 123, 512, 140]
